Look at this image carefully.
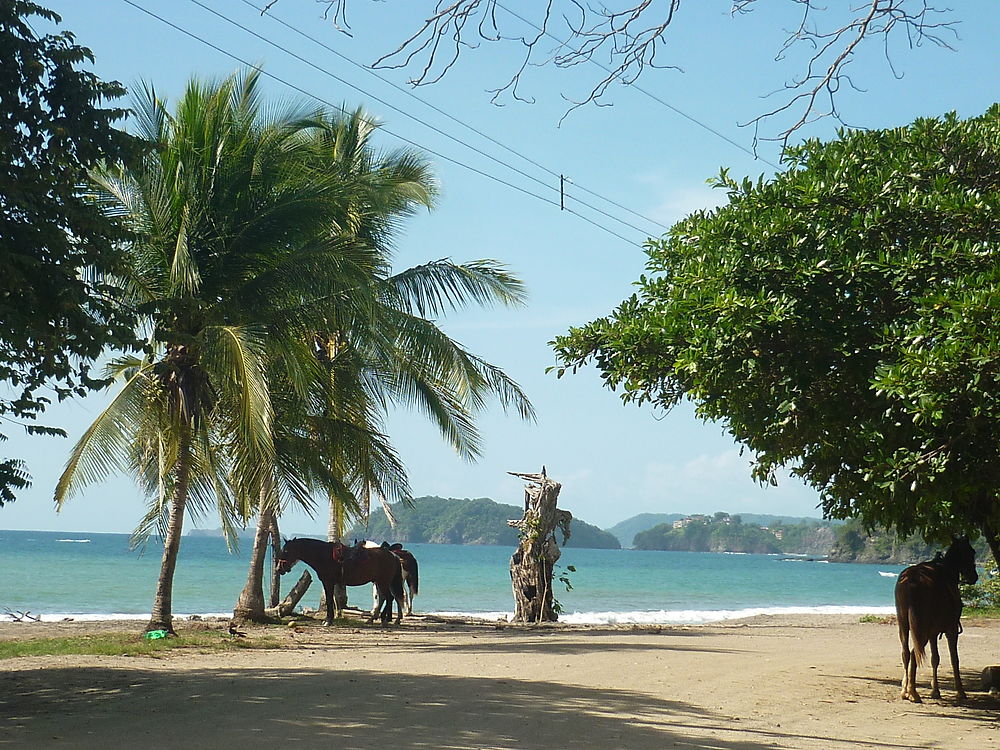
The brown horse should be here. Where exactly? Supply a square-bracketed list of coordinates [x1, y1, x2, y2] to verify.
[362, 541, 420, 615]
[895, 537, 978, 702]
[276, 537, 405, 626]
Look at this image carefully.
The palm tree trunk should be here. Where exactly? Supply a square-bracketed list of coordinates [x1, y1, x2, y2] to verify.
[268, 513, 281, 608]
[326, 495, 348, 610]
[232, 505, 275, 623]
[146, 429, 192, 634]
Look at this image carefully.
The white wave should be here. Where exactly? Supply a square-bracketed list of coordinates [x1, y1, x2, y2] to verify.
[428, 605, 896, 626]
[429, 611, 513, 622]
[558, 605, 895, 625]
[879, 571, 899, 578]
[56, 539, 91, 543]
[20, 612, 232, 623]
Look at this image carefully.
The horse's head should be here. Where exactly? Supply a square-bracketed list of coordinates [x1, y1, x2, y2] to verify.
[945, 536, 978, 585]
[276, 538, 300, 575]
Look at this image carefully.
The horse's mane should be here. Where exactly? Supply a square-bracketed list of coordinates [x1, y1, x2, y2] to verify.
[286, 536, 331, 548]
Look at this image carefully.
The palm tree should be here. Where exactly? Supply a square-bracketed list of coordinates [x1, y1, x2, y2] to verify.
[303, 109, 534, 530]
[55, 71, 382, 633]
[232, 109, 534, 622]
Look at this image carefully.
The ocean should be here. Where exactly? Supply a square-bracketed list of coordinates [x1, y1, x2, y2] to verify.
[0, 530, 900, 624]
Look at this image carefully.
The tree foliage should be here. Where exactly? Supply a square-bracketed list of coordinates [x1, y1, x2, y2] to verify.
[553, 106, 1000, 562]
[0, 1, 139, 504]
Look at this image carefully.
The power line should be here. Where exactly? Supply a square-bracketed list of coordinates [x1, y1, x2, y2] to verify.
[119, 0, 644, 247]
[494, 2, 782, 171]
[184, 0, 658, 240]
[241, 0, 672, 235]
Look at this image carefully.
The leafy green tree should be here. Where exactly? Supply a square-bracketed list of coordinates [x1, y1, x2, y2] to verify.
[553, 106, 1000, 562]
[54, 70, 381, 633]
[0, 0, 139, 504]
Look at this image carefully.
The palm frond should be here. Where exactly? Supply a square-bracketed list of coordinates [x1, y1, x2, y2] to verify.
[55, 363, 159, 506]
[385, 259, 527, 318]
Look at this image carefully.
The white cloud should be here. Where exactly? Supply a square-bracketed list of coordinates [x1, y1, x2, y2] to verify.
[647, 184, 727, 226]
[636, 449, 821, 518]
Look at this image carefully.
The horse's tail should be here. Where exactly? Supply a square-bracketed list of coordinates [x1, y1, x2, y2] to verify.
[391, 552, 404, 591]
[909, 605, 929, 667]
[404, 552, 418, 597]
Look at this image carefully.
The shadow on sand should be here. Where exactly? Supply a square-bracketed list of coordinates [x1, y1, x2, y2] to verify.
[2, 663, 829, 750]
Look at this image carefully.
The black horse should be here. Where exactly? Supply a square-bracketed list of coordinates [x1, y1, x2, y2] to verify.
[894, 536, 978, 702]
[276, 537, 405, 626]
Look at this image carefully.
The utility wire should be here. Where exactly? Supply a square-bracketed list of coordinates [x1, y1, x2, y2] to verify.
[119, 0, 643, 247]
[184, 0, 657, 239]
[241, 0, 671, 234]
[494, 2, 782, 171]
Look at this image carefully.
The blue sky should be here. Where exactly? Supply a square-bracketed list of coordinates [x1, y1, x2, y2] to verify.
[5, 1, 1000, 534]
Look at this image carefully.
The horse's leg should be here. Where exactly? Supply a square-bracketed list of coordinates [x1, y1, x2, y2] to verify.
[322, 579, 337, 626]
[380, 587, 393, 625]
[390, 575, 404, 625]
[367, 584, 382, 624]
[369, 583, 392, 625]
[899, 645, 910, 700]
[946, 630, 966, 702]
[898, 617, 917, 701]
[929, 637, 941, 699]
[403, 572, 414, 615]
[906, 648, 921, 703]
[371, 583, 380, 619]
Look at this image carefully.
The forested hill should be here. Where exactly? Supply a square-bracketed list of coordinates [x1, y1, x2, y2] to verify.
[606, 514, 685, 548]
[633, 514, 835, 555]
[347, 496, 621, 549]
[609, 512, 829, 549]
[827, 518, 992, 564]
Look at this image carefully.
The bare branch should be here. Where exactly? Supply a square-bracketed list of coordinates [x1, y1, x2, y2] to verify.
[741, 0, 958, 149]
[302, 1, 959, 146]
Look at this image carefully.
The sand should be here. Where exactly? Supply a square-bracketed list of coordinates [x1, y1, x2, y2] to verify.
[2, 612, 999, 749]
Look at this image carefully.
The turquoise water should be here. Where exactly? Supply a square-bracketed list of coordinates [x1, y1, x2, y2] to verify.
[0, 530, 903, 623]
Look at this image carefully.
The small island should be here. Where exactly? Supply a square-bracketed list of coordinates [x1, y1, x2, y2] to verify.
[347, 495, 621, 549]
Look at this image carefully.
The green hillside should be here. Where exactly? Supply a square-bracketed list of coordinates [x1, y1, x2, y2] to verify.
[632, 513, 836, 554]
[347, 496, 621, 549]
[608, 511, 828, 548]
[827, 518, 992, 564]
[606, 513, 685, 548]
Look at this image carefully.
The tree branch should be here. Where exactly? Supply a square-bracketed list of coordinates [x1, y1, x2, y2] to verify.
[299, 1, 958, 146]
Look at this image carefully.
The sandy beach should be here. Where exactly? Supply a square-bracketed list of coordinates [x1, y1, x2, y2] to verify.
[3, 613, 999, 749]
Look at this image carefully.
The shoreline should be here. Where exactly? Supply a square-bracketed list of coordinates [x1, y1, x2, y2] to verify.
[2, 603, 898, 627]
[4, 612, 999, 749]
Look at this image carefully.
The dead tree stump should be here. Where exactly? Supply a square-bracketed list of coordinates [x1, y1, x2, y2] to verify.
[265, 571, 312, 619]
[507, 467, 571, 623]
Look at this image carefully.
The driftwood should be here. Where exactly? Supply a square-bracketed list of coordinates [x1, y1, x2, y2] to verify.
[507, 467, 571, 623]
[265, 571, 312, 618]
[4, 607, 41, 623]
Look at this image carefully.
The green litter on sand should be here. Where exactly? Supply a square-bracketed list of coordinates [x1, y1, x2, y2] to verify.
[144, 629, 169, 640]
